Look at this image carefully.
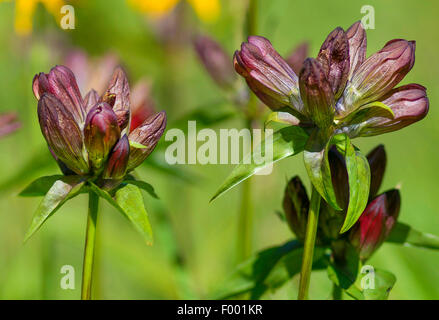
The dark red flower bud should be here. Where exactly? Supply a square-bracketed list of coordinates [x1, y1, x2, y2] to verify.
[234, 36, 303, 114]
[346, 21, 366, 79]
[38, 93, 89, 175]
[194, 35, 236, 89]
[285, 42, 309, 75]
[33, 65, 85, 125]
[282, 176, 309, 241]
[349, 190, 400, 260]
[317, 27, 350, 100]
[299, 58, 335, 128]
[127, 111, 167, 171]
[358, 84, 429, 137]
[367, 145, 386, 198]
[103, 67, 131, 132]
[103, 134, 130, 180]
[344, 39, 415, 110]
[83, 89, 99, 113]
[84, 102, 121, 170]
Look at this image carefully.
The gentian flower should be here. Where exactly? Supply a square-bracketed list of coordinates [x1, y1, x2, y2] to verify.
[32, 65, 166, 189]
[234, 21, 428, 137]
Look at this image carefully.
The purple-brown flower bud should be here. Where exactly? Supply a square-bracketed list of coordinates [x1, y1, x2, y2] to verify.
[234, 36, 303, 114]
[194, 35, 236, 89]
[103, 134, 130, 180]
[84, 102, 121, 170]
[317, 27, 350, 100]
[38, 93, 89, 175]
[285, 42, 309, 75]
[127, 111, 167, 170]
[83, 89, 99, 113]
[0, 112, 20, 138]
[299, 58, 335, 128]
[357, 84, 429, 137]
[33, 66, 85, 125]
[346, 21, 366, 80]
[367, 145, 386, 198]
[348, 190, 401, 260]
[282, 176, 309, 241]
[344, 39, 416, 110]
[103, 67, 131, 132]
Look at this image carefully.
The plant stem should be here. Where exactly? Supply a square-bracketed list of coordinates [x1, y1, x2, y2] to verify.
[238, 174, 253, 261]
[81, 191, 99, 300]
[298, 186, 321, 300]
[332, 283, 342, 300]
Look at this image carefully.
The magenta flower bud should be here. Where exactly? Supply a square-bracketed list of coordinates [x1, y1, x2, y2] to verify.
[317, 27, 350, 100]
[194, 35, 236, 89]
[84, 102, 121, 170]
[33, 66, 85, 125]
[349, 190, 401, 260]
[38, 93, 89, 175]
[127, 111, 167, 171]
[367, 145, 386, 198]
[0, 112, 20, 138]
[234, 36, 303, 114]
[346, 21, 366, 80]
[103, 67, 131, 132]
[103, 135, 130, 180]
[299, 58, 335, 128]
[358, 84, 429, 137]
[344, 39, 416, 110]
[282, 176, 309, 241]
[285, 42, 309, 75]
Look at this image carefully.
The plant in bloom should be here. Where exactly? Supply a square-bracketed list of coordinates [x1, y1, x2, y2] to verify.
[32, 65, 166, 189]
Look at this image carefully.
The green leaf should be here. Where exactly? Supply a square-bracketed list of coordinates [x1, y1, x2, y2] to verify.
[335, 134, 371, 233]
[19, 175, 64, 197]
[357, 101, 395, 118]
[24, 176, 86, 242]
[362, 269, 396, 300]
[386, 222, 439, 250]
[211, 126, 309, 202]
[129, 140, 148, 149]
[123, 178, 159, 199]
[89, 182, 153, 245]
[211, 240, 327, 299]
[303, 128, 341, 210]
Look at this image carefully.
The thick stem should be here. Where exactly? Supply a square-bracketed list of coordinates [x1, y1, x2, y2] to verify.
[246, 0, 258, 36]
[298, 186, 321, 300]
[238, 175, 253, 261]
[81, 191, 99, 300]
[332, 283, 342, 300]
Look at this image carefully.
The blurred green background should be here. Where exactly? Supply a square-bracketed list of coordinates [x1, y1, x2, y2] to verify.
[0, 0, 438, 299]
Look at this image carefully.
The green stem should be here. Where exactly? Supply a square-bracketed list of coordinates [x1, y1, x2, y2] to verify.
[246, 0, 258, 36]
[298, 186, 321, 300]
[332, 283, 342, 300]
[238, 175, 253, 261]
[81, 191, 99, 300]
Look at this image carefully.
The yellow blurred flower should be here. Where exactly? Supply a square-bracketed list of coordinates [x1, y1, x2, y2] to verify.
[128, 0, 220, 23]
[0, 0, 65, 36]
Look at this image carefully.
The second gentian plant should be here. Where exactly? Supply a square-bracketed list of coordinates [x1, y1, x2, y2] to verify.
[22, 65, 166, 299]
[211, 21, 429, 299]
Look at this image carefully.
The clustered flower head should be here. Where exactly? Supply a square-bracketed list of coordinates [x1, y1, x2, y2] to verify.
[283, 145, 400, 261]
[32, 65, 166, 190]
[234, 21, 429, 138]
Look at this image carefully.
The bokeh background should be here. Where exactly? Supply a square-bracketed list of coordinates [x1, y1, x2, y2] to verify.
[0, 0, 438, 300]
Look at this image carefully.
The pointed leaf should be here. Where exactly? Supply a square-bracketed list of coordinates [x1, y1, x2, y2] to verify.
[211, 126, 309, 202]
[335, 134, 371, 233]
[115, 184, 153, 245]
[264, 112, 300, 128]
[304, 128, 341, 210]
[129, 140, 148, 149]
[89, 182, 153, 245]
[24, 176, 85, 242]
[123, 178, 159, 199]
[19, 175, 64, 197]
[211, 241, 326, 299]
[386, 222, 439, 249]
